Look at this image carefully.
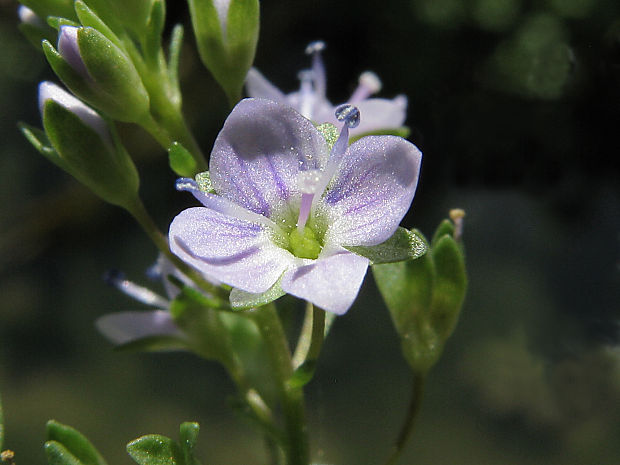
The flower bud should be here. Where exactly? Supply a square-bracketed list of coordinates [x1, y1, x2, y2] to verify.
[42, 26, 150, 123]
[187, 0, 259, 104]
[18, 0, 77, 22]
[33, 81, 140, 208]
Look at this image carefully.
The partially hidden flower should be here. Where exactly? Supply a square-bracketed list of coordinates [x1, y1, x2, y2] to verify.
[246, 41, 407, 137]
[96, 256, 187, 346]
[169, 98, 422, 315]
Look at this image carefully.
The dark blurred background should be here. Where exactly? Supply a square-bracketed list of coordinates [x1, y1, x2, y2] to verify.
[1, 0, 619, 464]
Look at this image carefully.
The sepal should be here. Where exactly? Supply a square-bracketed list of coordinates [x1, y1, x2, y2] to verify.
[127, 422, 201, 465]
[188, 0, 259, 104]
[45, 421, 107, 465]
[345, 227, 428, 264]
[40, 97, 140, 208]
[114, 335, 190, 353]
[373, 213, 467, 373]
[229, 280, 286, 310]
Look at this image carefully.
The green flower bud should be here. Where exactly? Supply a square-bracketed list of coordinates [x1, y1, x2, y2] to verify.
[188, 0, 259, 105]
[27, 81, 140, 208]
[43, 26, 150, 123]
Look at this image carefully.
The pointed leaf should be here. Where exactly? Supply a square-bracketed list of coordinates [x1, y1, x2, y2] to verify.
[46, 16, 80, 30]
[18, 123, 65, 168]
[169, 142, 198, 177]
[345, 227, 428, 264]
[46, 421, 107, 465]
[127, 435, 183, 465]
[143, 0, 165, 66]
[287, 360, 317, 389]
[45, 441, 83, 465]
[74, 1, 122, 49]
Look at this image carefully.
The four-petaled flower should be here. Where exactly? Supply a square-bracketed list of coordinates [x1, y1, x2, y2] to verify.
[246, 41, 407, 137]
[169, 98, 421, 314]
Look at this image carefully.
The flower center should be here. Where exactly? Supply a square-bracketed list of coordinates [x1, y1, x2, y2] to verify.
[288, 226, 322, 259]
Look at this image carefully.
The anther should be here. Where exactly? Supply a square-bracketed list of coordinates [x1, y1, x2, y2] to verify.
[335, 104, 361, 128]
[305, 41, 326, 55]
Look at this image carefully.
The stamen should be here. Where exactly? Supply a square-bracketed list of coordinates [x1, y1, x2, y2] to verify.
[349, 71, 382, 103]
[305, 40, 326, 101]
[104, 269, 170, 308]
[297, 170, 322, 231]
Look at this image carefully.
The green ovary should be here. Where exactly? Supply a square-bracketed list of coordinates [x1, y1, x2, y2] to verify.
[288, 226, 322, 259]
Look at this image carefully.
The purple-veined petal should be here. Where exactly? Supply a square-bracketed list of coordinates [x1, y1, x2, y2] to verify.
[245, 68, 287, 102]
[96, 310, 181, 345]
[346, 96, 407, 135]
[281, 250, 369, 315]
[321, 135, 422, 247]
[169, 206, 295, 294]
[209, 98, 329, 220]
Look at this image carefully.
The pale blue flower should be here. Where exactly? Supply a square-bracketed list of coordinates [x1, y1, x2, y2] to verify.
[169, 98, 421, 314]
[246, 41, 407, 136]
[96, 256, 186, 346]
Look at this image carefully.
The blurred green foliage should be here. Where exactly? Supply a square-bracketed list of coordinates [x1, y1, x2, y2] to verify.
[1, 0, 619, 464]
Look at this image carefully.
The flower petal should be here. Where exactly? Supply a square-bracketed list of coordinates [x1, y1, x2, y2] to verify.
[281, 251, 369, 314]
[348, 96, 407, 135]
[245, 68, 287, 102]
[209, 98, 329, 219]
[322, 135, 422, 247]
[169, 206, 295, 293]
[96, 310, 181, 345]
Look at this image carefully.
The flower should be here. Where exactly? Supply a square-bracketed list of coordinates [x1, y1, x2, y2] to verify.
[245, 41, 408, 137]
[96, 256, 187, 346]
[169, 98, 422, 314]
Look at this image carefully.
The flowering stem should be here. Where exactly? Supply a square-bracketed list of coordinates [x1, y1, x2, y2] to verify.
[124, 197, 223, 298]
[382, 372, 426, 465]
[250, 304, 309, 465]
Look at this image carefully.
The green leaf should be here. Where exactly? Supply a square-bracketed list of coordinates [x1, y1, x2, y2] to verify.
[345, 227, 428, 264]
[46, 421, 107, 465]
[127, 435, 183, 465]
[45, 441, 82, 465]
[429, 235, 467, 340]
[229, 280, 285, 310]
[178, 423, 200, 465]
[167, 25, 184, 91]
[114, 335, 190, 353]
[168, 142, 198, 177]
[350, 126, 411, 144]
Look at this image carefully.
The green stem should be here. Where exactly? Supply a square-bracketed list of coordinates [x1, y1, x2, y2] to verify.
[250, 304, 309, 465]
[124, 197, 223, 297]
[292, 303, 325, 370]
[382, 372, 426, 465]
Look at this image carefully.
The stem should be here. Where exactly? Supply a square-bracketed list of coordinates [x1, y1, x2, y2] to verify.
[382, 372, 426, 465]
[124, 197, 223, 297]
[292, 302, 325, 370]
[250, 304, 309, 465]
